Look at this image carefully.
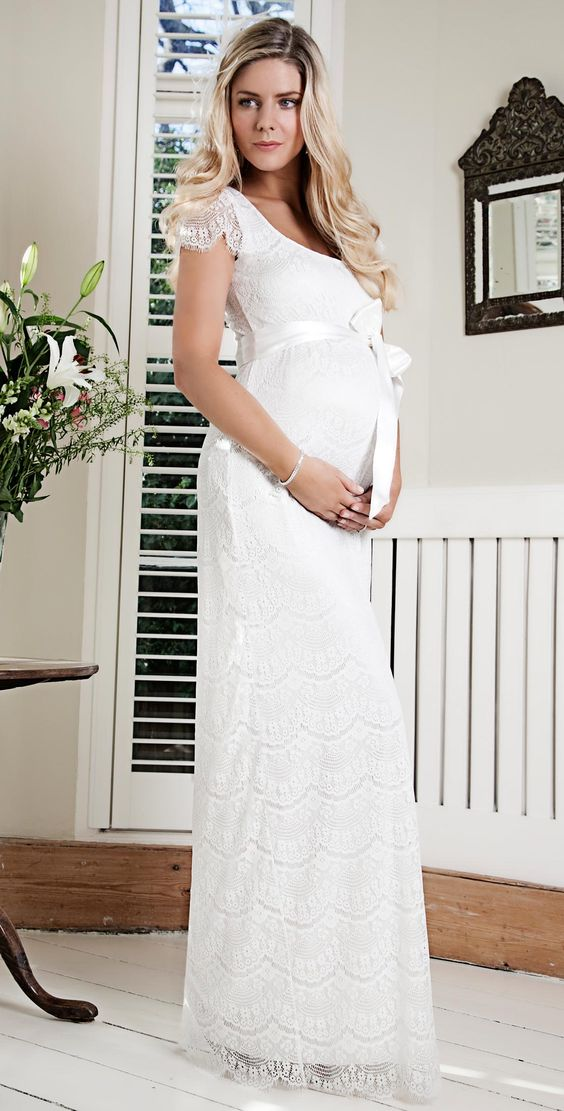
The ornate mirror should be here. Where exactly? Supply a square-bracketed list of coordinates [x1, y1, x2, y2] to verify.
[458, 76, 564, 334]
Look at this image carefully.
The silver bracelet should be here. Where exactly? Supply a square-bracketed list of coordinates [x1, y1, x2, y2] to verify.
[279, 449, 305, 487]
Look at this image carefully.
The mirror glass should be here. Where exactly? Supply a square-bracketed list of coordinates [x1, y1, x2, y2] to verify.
[489, 188, 560, 298]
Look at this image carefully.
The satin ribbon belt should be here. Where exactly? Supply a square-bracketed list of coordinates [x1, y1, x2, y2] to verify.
[235, 298, 412, 520]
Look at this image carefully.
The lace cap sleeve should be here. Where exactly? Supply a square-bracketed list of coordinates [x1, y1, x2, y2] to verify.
[177, 193, 242, 259]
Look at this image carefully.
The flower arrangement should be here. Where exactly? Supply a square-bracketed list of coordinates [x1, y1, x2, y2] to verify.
[0, 243, 149, 564]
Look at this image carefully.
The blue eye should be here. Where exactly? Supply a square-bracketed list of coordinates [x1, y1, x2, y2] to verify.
[238, 98, 300, 109]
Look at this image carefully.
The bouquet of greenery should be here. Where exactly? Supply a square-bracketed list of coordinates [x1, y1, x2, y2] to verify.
[0, 243, 149, 561]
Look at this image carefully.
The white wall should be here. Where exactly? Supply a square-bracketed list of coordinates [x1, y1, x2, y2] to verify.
[0, 0, 562, 839]
[0, 0, 106, 838]
[343, 0, 564, 488]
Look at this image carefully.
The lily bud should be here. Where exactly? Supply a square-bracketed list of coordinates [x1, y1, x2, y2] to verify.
[80, 260, 104, 298]
[0, 280, 14, 334]
[20, 243, 38, 289]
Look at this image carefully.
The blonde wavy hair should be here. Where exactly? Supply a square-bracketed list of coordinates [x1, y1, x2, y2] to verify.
[159, 16, 401, 311]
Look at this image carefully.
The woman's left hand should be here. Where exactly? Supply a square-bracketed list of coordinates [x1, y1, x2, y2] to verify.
[336, 424, 403, 532]
[336, 477, 402, 532]
[335, 422, 401, 531]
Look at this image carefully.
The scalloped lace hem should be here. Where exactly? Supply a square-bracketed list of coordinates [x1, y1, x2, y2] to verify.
[178, 1037, 442, 1104]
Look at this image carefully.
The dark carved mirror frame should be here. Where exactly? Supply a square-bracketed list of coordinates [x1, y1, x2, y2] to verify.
[458, 76, 564, 335]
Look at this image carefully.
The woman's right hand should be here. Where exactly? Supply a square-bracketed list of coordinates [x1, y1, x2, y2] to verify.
[283, 454, 365, 524]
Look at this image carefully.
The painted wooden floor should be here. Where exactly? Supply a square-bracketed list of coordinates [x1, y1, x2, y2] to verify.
[0, 930, 562, 1109]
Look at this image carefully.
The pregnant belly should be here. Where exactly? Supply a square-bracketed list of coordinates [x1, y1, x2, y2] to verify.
[235, 336, 380, 486]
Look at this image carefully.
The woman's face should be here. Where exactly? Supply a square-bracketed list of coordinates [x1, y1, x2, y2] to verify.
[230, 57, 305, 173]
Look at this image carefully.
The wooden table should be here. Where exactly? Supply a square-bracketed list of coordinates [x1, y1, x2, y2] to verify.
[0, 658, 99, 1022]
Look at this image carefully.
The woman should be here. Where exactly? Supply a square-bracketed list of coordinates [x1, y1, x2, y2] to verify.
[161, 15, 442, 1105]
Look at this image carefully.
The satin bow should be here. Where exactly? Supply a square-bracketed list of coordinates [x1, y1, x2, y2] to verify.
[348, 299, 412, 520]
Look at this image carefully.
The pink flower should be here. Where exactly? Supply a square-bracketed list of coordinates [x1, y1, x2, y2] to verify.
[70, 405, 87, 428]
[37, 417, 50, 429]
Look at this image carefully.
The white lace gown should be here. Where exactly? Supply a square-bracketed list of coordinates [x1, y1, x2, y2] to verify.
[175, 185, 442, 1104]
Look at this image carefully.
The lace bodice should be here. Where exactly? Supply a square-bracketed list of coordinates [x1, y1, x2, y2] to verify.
[176, 186, 375, 338]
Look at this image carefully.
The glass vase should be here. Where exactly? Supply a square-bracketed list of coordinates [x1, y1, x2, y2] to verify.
[0, 512, 6, 570]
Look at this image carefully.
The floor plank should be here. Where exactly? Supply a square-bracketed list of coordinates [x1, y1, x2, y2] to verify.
[432, 957, 564, 1009]
[19, 929, 187, 971]
[0, 1088, 77, 1111]
[0, 1036, 237, 1111]
[15, 936, 181, 1004]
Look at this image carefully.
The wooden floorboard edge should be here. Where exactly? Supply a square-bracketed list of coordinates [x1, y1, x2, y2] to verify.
[0, 837, 562, 977]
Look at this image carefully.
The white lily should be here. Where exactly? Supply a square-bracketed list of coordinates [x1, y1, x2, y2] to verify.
[45, 333, 105, 408]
